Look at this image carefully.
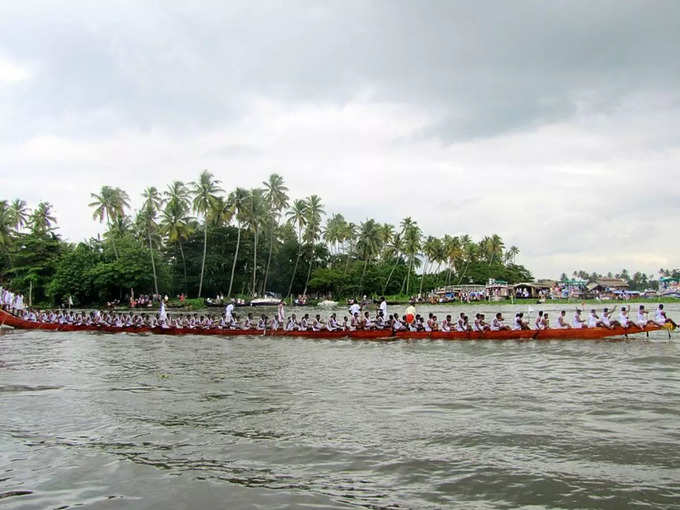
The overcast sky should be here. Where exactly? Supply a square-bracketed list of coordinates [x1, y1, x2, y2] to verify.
[1, 1, 679, 279]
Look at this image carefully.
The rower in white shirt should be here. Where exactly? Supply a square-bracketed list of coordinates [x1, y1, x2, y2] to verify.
[513, 312, 529, 330]
[456, 313, 468, 332]
[327, 313, 339, 331]
[587, 309, 606, 328]
[312, 314, 323, 331]
[491, 313, 510, 331]
[534, 311, 544, 329]
[363, 311, 374, 330]
[300, 314, 310, 331]
[572, 309, 587, 328]
[441, 315, 452, 332]
[286, 314, 299, 331]
[392, 314, 405, 331]
[618, 307, 637, 329]
[655, 304, 678, 328]
[637, 305, 654, 329]
[556, 311, 571, 329]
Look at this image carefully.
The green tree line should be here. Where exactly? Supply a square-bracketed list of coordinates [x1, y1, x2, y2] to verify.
[0, 173, 533, 306]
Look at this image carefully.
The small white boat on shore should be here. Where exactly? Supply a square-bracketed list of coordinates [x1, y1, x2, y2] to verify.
[249, 292, 282, 306]
[318, 300, 338, 307]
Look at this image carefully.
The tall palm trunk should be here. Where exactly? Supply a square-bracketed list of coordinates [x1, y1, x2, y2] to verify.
[148, 233, 159, 296]
[111, 238, 119, 260]
[360, 256, 369, 294]
[287, 247, 302, 298]
[107, 220, 119, 260]
[262, 228, 274, 294]
[251, 229, 258, 296]
[303, 246, 314, 296]
[343, 241, 354, 276]
[178, 241, 187, 294]
[383, 254, 400, 294]
[406, 255, 414, 295]
[227, 226, 241, 297]
[198, 224, 208, 297]
[418, 259, 428, 296]
[287, 227, 303, 299]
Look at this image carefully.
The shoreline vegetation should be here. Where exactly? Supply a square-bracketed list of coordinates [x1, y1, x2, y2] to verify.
[0, 173, 675, 309]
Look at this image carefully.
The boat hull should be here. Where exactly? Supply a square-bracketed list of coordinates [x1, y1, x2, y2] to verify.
[0, 309, 672, 341]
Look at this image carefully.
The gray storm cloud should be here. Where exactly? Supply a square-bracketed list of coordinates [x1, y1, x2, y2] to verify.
[1, 0, 679, 277]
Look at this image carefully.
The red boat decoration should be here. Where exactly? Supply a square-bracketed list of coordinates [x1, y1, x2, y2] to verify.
[0, 309, 673, 341]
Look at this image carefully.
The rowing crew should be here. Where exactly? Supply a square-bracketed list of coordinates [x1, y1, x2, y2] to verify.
[550, 304, 678, 330]
[7, 304, 677, 332]
[12, 309, 276, 330]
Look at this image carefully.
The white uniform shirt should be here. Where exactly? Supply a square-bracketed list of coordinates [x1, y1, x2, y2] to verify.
[512, 316, 522, 330]
[655, 308, 666, 325]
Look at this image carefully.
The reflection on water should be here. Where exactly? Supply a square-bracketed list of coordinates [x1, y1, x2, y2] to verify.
[1, 303, 680, 509]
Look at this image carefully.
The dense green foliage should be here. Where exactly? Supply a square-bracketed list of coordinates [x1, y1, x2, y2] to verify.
[1, 174, 541, 306]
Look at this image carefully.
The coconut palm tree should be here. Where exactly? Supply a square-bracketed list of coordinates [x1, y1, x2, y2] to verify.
[262, 174, 289, 293]
[160, 200, 194, 293]
[382, 232, 403, 294]
[29, 202, 57, 234]
[89, 186, 130, 259]
[206, 196, 233, 227]
[225, 187, 250, 298]
[9, 199, 29, 232]
[341, 221, 358, 275]
[400, 218, 422, 295]
[443, 235, 462, 285]
[302, 195, 325, 296]
[377, 223, 394, 260]
[505, 245, 519, 265]
[419, 236, 438, 295]
[0, 201, 13, 251]
[243, 188, 266, 296]
[164, 181, 191, 216]
[141, 187, 164, 296]
[191, 171, 223, 298]
[323, 213, 347, 257]
[457, 235, 477, 284]
[285, 199, 308, 298]
[356, 219, 381, 294]
[489, 234, 505, 265]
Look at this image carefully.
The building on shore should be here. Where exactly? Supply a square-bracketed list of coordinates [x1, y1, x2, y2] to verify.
[586, 278, 629, 298]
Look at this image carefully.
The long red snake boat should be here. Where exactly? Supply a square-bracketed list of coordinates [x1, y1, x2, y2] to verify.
[0, 309, 673, 341]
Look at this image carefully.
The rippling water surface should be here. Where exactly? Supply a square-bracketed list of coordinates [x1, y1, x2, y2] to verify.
[2, 304, 680, 509]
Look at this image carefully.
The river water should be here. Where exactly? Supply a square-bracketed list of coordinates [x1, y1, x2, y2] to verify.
[2, 303, 680, 509]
